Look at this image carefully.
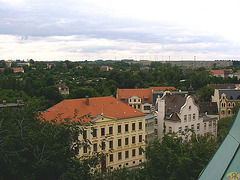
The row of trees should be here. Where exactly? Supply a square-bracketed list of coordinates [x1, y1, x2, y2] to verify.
[0, 61, 239, 108]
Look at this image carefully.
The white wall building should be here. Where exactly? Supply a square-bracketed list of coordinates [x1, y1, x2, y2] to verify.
[156, 93, 217, 140]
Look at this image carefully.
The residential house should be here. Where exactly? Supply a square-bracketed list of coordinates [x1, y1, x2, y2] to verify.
[212, 89, 240, 119]
[42, 96, 146, 169]
[116, 87, 176, 114]
[55, 83, 69, 95]
[156, 93, 217, 140]
[209, 70, 225, 78]
[100, 66, 113, 71]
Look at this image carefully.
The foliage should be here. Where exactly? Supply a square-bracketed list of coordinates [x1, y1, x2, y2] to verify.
[0, 99, 96, 180]
[217, 117, 234, 143]
[198, 86, 214, 102]
[142, 133, 218, 180]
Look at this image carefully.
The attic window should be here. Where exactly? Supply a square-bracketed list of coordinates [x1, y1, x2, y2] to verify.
[66, 107, 68, 109]
[116, 102, 118, 104]
[115, 113, 118, 115]
[94, 104, 96, 106]
[103, 103, 106, 106]
[124, 112, 126, 114]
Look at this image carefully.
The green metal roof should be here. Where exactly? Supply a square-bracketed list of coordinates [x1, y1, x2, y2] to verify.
[198, 110, 240, 180]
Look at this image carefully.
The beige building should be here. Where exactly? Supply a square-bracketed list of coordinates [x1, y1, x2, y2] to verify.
[42, 96, 146, 169]
[212, 89, 240, 119]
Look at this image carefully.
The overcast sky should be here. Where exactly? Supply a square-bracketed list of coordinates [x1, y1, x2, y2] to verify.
[1, 0, 240, 61]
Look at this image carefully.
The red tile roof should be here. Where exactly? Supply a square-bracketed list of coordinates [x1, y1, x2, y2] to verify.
[210, 70, 224, 75]
[117, 87, 176, 104]
[41, 96, 145, 124]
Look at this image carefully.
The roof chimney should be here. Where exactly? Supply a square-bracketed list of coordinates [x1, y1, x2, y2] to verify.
[86, 96, 89, 106]
[2, 100, 6, 105]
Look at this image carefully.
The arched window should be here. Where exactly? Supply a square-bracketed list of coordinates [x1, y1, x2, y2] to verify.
[233, 103, 235, 107]
[228, 110, 231, 115]
[228, 103, 231, 107]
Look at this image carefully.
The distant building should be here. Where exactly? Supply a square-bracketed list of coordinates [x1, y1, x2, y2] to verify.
[212, 89, 240, 119]
[0, 100, 24, 108]
[117, 87, 177, 114]
[55, 83, 69, 95]
[209, 70, 225, 78]
[42, 96, 146, 169]
[100, 66, 113, 71]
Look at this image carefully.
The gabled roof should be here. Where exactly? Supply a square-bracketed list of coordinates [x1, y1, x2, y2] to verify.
[117, 87, 176, 104]
[41, 96, 145, 124]
[164, 95, 187, 114]
[199, 109, 240, 180]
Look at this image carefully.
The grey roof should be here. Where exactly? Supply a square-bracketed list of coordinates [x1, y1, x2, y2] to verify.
[199, 102, 218, 115]
[218, 89, 240, 100]
[198, 109, 240, 179]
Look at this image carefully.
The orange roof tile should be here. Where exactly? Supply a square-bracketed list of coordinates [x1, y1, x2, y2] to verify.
[117, 87, 176, 104]
[41, 96, 145, 124]
[210, 70, 224, 74]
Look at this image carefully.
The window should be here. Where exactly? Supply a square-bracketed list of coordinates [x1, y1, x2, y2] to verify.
[109, 127, 113, 135]
[118, 139, 122, 147]
[191, 124, 194, 130]
[125, 124, 129, 132]
[101, 128, 105, 136]
[83, 130, 87, 139]
[178, 127, 182, 133]
[193, 113, 196, 120]
[138, 105, 140, 109]
[228, 103, 231, 107]
[209, 121, 212, 127]
[120, 98, 125, 103]
[138, 99, 140, 102]
[102, 142, 106, 150]
[189, 106, 191, 110]
[132, 123, 135, 131]
[83, 145, 87, 153]
[126, 163, 129, 166]
[129, 99, 132, 102]
[233, 103, 235, 107]
[155, 118, 158, 124]
[125, 137, 129, 145]
[169, 127, 172, 133]
[134, 105, 136, 109]
[139, 135, 142, 142]
[109, 141, 113, 149]
[132, 149, 136, 157]
[93, 129, 97, 137]
[139, 148, 143, 155]
[185, 126, 188, 131]
[133, 161, 135, 164]
[213, 121, 216, 126]
[184, 115, 187, 122]
[132, 136, 136, 144]
[125, 151, 129, 158]
[118, 152, 122, 160]
[139, 122, 142, 130]
[204, 123, 206, 129]
[110, 154, 113, 162]
[188, 114, 191, 122]
[197, 123, 200, 130]
[144, 106, 150, 110]
[228, 110, 231, 115]
[230, 96, 233, 100]
[118, 125, 121, 133]
[134, 99, 136, 102]
[93, 143, 97, 152]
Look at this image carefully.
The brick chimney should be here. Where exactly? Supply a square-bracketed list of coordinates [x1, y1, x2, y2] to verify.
[86, 96, 89, 106]
[2, 100, 6, 105]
